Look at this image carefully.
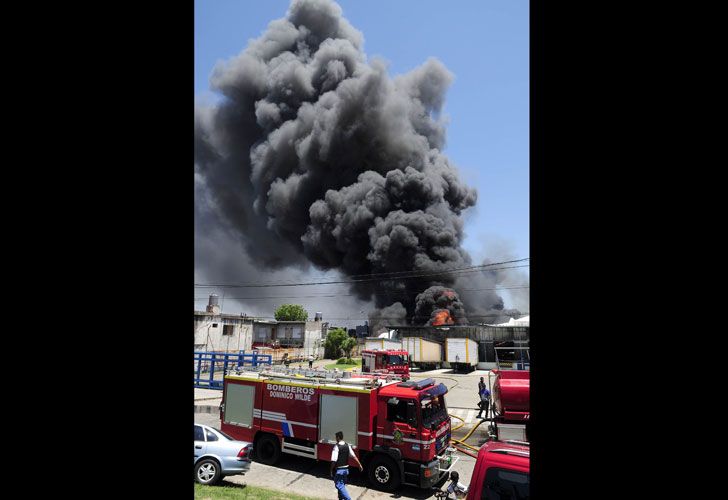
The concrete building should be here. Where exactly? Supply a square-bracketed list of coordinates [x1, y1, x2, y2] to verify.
[193, 295, 327, 358]
[193, 311, 254, 352]
[355, 323, 369, 338]
[251, 319, 326, 357]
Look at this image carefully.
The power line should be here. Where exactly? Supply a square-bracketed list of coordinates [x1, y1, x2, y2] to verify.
[338, 258, 529, 279]
[199, 311, 530, 320]
[195, 313, 528, 321]
[195, 258, 528, 286]
[193, 285, 530, 301]
[194, 259, 529, 288]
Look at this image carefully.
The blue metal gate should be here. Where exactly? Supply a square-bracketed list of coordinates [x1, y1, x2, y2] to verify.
[193, 350, 272, 389]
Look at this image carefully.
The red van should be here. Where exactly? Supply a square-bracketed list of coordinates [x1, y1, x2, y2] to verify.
[466, 440, 529, 499]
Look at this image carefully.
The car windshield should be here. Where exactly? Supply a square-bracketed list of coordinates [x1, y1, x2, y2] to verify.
[421, 395, 448, 428]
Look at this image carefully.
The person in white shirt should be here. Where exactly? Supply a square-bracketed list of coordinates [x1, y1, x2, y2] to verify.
[309, 354, 314, 369]
[445, 471, 468, 498]
[330, 431, 363, 500]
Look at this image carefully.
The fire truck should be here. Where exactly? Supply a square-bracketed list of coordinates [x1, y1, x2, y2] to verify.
[219, 366, 458, 491]
[361, 349, 411, 379]
[487, 347, 530, 442]
[465, 440, 529, 499]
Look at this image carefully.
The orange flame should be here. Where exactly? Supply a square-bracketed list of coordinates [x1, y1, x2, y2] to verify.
[432, 310, 454, 326]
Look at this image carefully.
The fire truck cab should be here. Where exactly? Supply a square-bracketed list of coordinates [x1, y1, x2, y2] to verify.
[361, 349, 410, 379]
[466, 440, 530, 500]
[220, 368, 457, 491]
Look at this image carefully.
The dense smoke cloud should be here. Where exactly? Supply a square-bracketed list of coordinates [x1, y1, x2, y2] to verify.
[414, 286, 468, 325]
[452, 238, 529, 323]
[195, 0, 520, 323]
[367, 302, 407, 336]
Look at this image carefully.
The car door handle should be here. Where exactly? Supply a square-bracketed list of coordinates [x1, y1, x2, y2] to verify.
[195, 445, 202, 449]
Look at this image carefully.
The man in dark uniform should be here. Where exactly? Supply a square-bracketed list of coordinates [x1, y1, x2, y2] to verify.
[330, 431, 363, 500]
[476, 376, 491, 419]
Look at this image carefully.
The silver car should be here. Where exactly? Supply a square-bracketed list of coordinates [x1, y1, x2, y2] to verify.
[194, 423, 253, 485]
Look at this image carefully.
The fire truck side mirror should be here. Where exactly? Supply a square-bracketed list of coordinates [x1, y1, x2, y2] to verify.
[387, 397, 399, 422]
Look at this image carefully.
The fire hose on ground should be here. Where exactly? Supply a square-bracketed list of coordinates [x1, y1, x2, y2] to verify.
[447, 412, 488, 458]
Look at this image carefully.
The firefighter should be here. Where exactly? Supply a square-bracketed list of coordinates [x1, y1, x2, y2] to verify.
[330, 431, 363, 500]
[476, 376, 491, 419]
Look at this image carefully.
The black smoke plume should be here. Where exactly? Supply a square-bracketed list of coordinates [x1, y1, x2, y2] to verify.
[414, 286, 468, 325]
[367, 302, 407, 336]
[195, 0, 518, 323]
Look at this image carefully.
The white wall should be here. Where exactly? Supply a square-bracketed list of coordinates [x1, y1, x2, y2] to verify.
[304, 320, 324, 357]
[194, 314, 253, 352]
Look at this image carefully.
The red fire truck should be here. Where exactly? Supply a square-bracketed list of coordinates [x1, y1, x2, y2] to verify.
[488, 347, 530, 442]
[465, 440, 529, 500]
[361, 349, 411, 379]
[219, 368, 458, 491]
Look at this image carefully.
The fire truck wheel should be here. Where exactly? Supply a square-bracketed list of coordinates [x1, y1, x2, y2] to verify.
[255, 434, 281, 465]
[194, 458, 222, 485]
[367, 455, 401, 492]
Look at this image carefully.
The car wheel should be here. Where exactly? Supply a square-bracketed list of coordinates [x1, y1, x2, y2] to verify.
[367, 455, 401, 492]
[255, 433, 281, 465]
[194, 458, 222, 485]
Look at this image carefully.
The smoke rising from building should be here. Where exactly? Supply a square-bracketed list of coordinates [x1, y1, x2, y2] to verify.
[195, 0, 523, 324]
[414, 286, 468, 325]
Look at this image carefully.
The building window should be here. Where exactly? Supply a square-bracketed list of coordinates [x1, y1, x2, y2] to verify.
[212, 323, 218, 328]
[223, 325, 234, 336]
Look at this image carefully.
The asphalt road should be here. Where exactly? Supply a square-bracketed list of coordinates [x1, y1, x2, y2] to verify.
[194, 367, 492, 499]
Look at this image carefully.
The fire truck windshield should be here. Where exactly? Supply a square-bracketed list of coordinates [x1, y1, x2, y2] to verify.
[420, 395, 448, 429]
[387, 354, 406, 365]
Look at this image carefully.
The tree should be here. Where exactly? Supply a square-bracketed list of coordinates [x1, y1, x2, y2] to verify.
[341, 336, 357, 360]
[274, 304, 309, 321]
[324, 327, 349, 359]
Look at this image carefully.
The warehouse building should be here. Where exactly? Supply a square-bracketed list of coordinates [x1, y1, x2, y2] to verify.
[389, 316, 529, 370]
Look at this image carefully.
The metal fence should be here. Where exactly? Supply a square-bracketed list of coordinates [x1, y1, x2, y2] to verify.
[193, 350, 272, 389]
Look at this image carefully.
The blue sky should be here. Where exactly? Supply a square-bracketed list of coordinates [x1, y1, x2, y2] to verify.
[195, 0, 528, 268]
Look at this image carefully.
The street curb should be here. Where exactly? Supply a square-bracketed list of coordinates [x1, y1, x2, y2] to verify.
[194, 405, 219, 414]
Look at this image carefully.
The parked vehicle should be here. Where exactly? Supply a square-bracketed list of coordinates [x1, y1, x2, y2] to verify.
[194, 423, 253, 485]
[487, 347, 530, 442]
[465, 440, 529, 499]
[219, 368, 459, 492]
[364, 337, 403, 351]
[402, 337, 443, 370]
[361, 349, 410, 378]
[445, 338, 478, 372]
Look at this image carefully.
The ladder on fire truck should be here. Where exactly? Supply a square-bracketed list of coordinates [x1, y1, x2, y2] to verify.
[231, 364, 410, 387]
